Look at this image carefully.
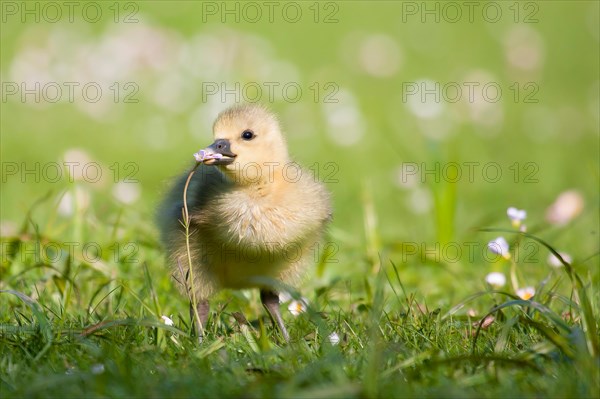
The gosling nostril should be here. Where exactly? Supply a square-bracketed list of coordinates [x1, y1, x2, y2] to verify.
[206, 139, 236, 158]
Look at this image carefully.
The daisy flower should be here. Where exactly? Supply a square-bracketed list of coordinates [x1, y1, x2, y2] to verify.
[547, 252, 572, 268]
[516, 286, 535, 300]
[328, 332, 341, 345]
[485, 272, 507, 288]
[288, 298, 309, 316]
[507, 207, 527, 229]
[488, 237, 511, 260]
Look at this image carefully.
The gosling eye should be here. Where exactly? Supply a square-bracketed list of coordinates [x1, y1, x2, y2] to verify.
[241, 130, 255, 140]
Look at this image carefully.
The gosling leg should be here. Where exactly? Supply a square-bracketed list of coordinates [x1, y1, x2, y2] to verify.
[189, 299, 210, 342]
[260, 289, 290, 342]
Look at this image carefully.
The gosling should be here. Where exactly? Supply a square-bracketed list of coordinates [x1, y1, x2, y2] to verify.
[157, 104, 332, 341]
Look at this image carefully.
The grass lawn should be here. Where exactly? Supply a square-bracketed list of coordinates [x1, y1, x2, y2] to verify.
[1, 1, 599, 398]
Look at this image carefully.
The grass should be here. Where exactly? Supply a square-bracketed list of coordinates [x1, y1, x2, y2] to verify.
[1, 189, 598, 398]
[1, 1, 599, 397]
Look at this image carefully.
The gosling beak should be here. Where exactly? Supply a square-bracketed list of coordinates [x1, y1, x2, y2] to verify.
[202, 139, 236, 165]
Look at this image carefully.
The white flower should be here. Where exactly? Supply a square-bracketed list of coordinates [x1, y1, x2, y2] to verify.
[0, 221, 18, 237]
[57, 187, 90, 216]
[278, 291, 292, 303]
[193, 149, 222, 162]
[161, 315, 174, 326]
[58, 192, 74, 216]
[193, 150, 207, 162]
[91, 363, 105, 375]
[288, 298, 309, 316]
[488, 237, 511, 260]
[547, 252, 572, 268]
[516, 287, 535, 300]
[507, 207, 527, 228]
[112, 181, 141, 204]
[545, 190, 584, 226]
[357, 34, 401, 78]
[485, 272, 506, 288]
[63, 148, 93, 181]
[480, 315, 495, 329]
[328, 332, 340, 345]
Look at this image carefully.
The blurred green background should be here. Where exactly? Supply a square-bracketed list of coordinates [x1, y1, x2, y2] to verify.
[1, 1, 598, 299]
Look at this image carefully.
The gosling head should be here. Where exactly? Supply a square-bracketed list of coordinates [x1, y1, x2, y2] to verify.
[201, 104, 290, 185]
